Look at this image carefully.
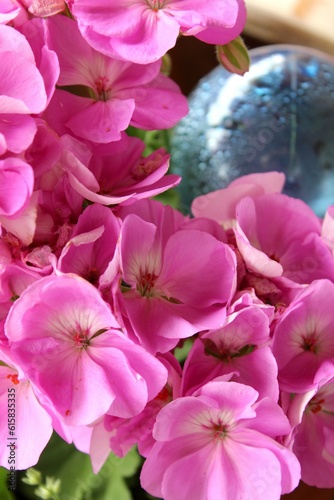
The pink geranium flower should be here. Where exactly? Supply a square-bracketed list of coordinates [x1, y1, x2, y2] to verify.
[322, 205, 334, 257]
[192, 171, 285, 230]
[0, 24, 47, 114]
[287, 377, 334, 488]
[117, 206, 236, 353]
[181, 303, 279, 400]
[0, 23, 50, 155]
[141, 380, 300, 499]
[234, 194, 334, 282]
[0, 157, 34, 219]
[44, 15, 188, 143]
[58, 203, 121, 287]
[5, 274, 167, 425]
[61, 134, 181, 206]
[272, 279, 334, 393]
[71, 0, 247, 64]
[0, 361, 53, 470]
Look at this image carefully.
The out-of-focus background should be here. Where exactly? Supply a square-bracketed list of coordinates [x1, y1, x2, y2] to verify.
[168, 1, 334, 499]
[170, 0, 334, 96]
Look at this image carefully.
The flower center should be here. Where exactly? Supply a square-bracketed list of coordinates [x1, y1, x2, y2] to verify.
[137, 271, 158, 297]
[301, 333, 319, 353]
[203, 338, 256, 362]
[131, 153, 163, 181]
[146, 0, 165, 11]
[73, 330, 89, 349]
[308, 395, 325, 414]
[212, 422, 229, 440]
[7, 373, 19, 385]
[94, 76, 112, 101]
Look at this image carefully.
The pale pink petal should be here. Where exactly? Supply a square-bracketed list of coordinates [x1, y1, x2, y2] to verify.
[191, 184, 263, 227]
[157, 230, 236, 306]
[0, 24, 35, 61]
[73, 1, 181, 64]
[0, 52, 47, 114]
[0, 190, 39, 246]
[230, 171, 286, 193]
[0, 366, 53, 470]
[129, 74, 189, 129]
[0, 114, 37, 154]
[0, 1, 21, 24]
[66, 97, 135, 143]
[0, 157, 34, 218]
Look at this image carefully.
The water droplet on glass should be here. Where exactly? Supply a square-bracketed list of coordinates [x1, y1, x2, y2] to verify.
[171, 45, 334, 216]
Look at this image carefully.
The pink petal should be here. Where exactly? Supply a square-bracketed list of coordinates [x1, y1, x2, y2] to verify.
[0, 52, 47, 114]
[0, 157, 34, 217]
[0, 114, 37, 154]
[129, 74, 189, 129]
[158, 229, 236, 306]
[66, 97, 135, 143]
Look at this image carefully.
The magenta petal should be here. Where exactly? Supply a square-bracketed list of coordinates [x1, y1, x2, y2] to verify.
[158, 229, 236, 306]
[0, 367, 52, 470]
[130, 74, 189, 129]
[45, 14, 96, 87]
[0, 157, 34, 217]
[66, 98, 135, 143]
[120, 214, 159, 285]
[0, 1, 20, 24]
[0, 115, 36, 154]
[90, 330, 167, 417]
[0, 24, 35, 62]
[122, 295, 198, 353]
[0, 53, 47, 114]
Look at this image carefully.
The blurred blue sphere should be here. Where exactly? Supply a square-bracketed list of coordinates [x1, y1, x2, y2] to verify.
[171, 45, 334, 216]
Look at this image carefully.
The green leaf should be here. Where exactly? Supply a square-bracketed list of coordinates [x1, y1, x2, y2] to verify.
[0, 467, 15, 500]
[18, 433, 142, 500]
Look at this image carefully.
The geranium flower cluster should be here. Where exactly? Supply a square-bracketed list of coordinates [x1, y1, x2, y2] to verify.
[1, 2, 334, 499]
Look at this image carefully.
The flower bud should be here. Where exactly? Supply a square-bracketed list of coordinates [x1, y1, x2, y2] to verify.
[216, 36, 250, 76]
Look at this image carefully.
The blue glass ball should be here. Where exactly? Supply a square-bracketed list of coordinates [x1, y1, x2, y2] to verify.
[171, 45, 334, 216]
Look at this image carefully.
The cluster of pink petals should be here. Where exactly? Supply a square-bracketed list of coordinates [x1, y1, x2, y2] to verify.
[2, 3, 334, 500]
[141, 381, 300, 500]
[71, 0, 247, 64]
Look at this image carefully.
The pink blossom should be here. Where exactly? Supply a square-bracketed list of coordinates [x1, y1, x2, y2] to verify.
[61, 134, 180, 206]
[0, 362, 53, 469]
[322, 205, 334, 257]
[117, 208, 236, 353]
[181, 304, 279, 400]
[104, 352, 182, 461]
[0, 24, 44, 155]
[0, 115, 37, 155]
[0, 257, 41, 303]
[191, 171, 285, 229]
[0, 157, 34, 219]
[24, 118, 62, 182]
[58, 203, 121, 287]
[19, 18, 60, 107]
[282, 376, 334, 488]
[5, 274, 167, 425]
[234, 194, 334, 282]
[141, 380, 300, 499]
[0, 0, 21, 24]
[0, 191, 39, 246]
[71, 0, 246, 64]
[44, 15, 188, 143]
[272, 279, 334, 393]
[0, 24, 47, 114]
